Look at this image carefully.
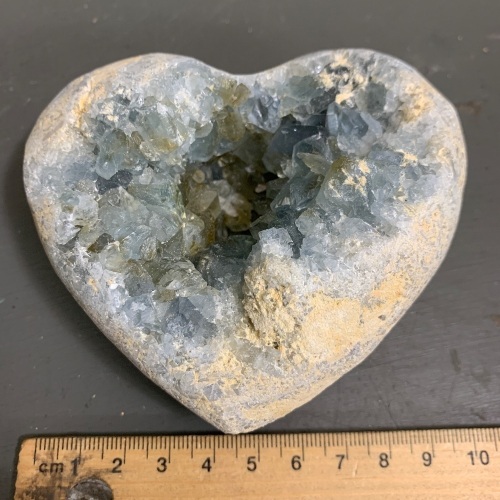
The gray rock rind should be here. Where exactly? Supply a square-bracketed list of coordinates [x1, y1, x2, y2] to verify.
[24, 50, 466, 433]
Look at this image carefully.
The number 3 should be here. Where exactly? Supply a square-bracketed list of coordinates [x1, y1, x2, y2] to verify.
[157, 457, 167, 472]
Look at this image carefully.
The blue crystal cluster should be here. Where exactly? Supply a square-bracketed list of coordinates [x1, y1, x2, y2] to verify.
[25, 51, 465, 431]
[40, 54, 446, 353]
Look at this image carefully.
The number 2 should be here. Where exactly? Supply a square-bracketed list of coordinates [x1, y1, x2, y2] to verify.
[111, 457, 122, 473]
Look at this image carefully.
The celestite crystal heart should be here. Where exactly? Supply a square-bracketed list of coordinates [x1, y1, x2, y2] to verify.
[24, 50, 466, 433]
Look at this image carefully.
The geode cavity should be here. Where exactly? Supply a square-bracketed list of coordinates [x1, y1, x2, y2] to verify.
[24, 50, 466, 433]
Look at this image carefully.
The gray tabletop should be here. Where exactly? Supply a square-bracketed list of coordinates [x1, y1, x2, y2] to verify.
[1, 0, 499, 497]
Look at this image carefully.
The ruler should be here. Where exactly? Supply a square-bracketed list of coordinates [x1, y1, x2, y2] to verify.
[14, 428, 500, 499]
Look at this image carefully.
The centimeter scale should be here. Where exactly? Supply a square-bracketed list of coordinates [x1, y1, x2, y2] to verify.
[14, 427, 500, 499]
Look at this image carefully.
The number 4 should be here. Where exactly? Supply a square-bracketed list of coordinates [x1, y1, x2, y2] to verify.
[202, 457, 212, 472]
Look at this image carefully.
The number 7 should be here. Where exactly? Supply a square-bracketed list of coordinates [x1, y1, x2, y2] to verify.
[336, 454, 345, 470]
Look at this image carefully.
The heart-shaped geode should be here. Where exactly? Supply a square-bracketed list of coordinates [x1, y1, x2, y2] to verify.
[24, 50, 466, 433]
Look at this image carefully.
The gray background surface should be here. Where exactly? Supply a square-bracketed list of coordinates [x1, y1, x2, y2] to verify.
[1, 0, 499, 496]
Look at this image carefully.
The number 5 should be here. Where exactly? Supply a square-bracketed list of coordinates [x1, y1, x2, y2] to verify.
[247, 456, 257, 471]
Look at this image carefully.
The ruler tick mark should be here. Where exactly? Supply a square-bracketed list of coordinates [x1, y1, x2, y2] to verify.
[472, 430, 477, 455]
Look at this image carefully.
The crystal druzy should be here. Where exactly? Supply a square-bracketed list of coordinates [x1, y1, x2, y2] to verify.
[24, 51, 466, 433]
